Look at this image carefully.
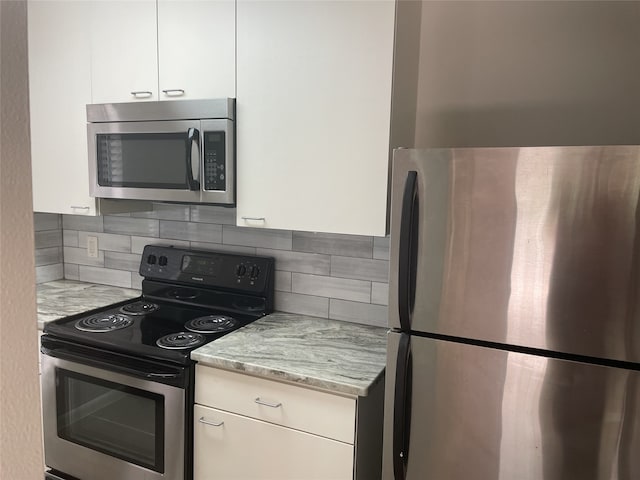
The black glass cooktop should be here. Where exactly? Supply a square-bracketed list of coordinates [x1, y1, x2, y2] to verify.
[44, 296, 259, 365]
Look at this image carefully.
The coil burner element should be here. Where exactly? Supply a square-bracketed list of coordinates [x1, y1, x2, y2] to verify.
[156, 332, 206, 349]
[75, 314, 134, 332]
[185, 315, 238, 334]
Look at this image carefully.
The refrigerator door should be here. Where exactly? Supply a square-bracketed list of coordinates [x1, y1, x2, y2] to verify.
[389, 146, 640, 362]
[383, 331, 640, 480]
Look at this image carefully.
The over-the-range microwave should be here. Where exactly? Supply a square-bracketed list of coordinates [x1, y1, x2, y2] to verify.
[87, 98, 235, 205]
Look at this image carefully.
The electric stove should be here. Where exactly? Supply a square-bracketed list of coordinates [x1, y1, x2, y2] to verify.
[41, 245, 274, 480]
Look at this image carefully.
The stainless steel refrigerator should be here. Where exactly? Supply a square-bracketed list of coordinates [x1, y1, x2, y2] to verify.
[382, 146, 640, 480]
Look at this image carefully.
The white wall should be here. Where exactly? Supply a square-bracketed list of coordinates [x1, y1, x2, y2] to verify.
[409, 0, 640, 147]
[0, 1, 44, 477]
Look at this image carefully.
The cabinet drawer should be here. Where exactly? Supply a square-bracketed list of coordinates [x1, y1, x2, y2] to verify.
[194, 404, 354, 480]
[195, 365, 356, 443]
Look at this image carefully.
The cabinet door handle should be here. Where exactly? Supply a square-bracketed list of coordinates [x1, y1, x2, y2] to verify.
[241, 216, 266, 222]
[162, 89, 185, 96]
[198, 417, 224, 427]
[255, 397, 282, 408]
[130, 91, 153, 98]
[70, 205, 90, 210]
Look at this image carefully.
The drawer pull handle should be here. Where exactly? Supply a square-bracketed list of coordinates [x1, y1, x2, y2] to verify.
[241, 216, 266, 222]
[199, 417, 224, 427]
[255, 397, 282, 408]
[162, 88, 185, 96]
[131, 91, 153, 98]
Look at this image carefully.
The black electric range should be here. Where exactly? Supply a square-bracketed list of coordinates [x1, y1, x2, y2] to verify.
[43, 245, 275, 364]
[41, 245, 274, 480]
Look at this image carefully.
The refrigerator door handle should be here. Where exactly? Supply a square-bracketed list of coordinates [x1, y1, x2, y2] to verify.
[393, 333, 412, 480]
[398, 170, 419, 332]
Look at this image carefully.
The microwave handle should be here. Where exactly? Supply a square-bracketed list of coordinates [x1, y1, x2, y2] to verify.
[186, 127, 201, 191]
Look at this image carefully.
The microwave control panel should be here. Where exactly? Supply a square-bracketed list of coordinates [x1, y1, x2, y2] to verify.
[203, 131, 226, 192]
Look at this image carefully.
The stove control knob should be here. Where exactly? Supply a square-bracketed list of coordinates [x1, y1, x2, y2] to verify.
[158, 256, 168, 267]
[236, 264, 247, 277]
[250, 265, 260, 279]
[147, 254, 157, 265]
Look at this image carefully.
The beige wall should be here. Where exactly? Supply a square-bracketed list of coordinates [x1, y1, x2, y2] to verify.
[408, 0, 640, 147]
[0, 1, 44, 478]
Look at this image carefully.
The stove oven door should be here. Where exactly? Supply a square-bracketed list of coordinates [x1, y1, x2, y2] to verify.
[41, 338, 187, 480]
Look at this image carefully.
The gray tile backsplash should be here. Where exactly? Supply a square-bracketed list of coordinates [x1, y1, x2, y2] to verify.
[34, 229, 62, 249]
[371, 282, 389, 306]
[35, 212, 62, 232]
[190, 205, 236, 225]
[104, 251, 142, 272]
[104, 216, 159, 237]
[36, 263, 64, 284]
[78, 265, 133, 288]
[130, 235, 190, 254]
[274, 291, 330, 318]
[160, 220, 222, 243]
[64, 263, 79, 280]
[78, 231, 130, 252]
[131, 203, 190, 221]
[36, 246, 63, 266]
[34, 213, 63, 284]
[292, 231, 374, 258]
[222, 225, 293, 250]
[255, 248, 331, 275]
[291, 273, 372, 303]
[373, 236, 391, 260]
[37, 203, 391, 327]
[330, 255, 389, 283]
[62, 214, 103, 232]
[329, 299, 388, 328]
[63, 246, 105, 267]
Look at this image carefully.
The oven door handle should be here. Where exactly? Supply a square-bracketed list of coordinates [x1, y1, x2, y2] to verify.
[41, 345, 183, 382]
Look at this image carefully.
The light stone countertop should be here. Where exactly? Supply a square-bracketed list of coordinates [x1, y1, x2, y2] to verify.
[36, 280, 141, 329]
[191, 312, 388, 397]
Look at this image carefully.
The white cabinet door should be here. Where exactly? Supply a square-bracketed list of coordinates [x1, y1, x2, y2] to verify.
[157, 0, 235, 100]
[236, 0, 395, 236]
[194, 404, 354, 480]
[90, 0, 158, 103]
[28, 0, 97, 215]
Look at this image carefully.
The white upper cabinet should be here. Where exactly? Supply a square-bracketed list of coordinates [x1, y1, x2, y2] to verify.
[29, 0, 97, 215]
[90, 0, 158, 103]
[28, 0, 236, 215]
[236, 0, 395, 236]
[157, 0, 236, 100]
[90, 0, 236, 104]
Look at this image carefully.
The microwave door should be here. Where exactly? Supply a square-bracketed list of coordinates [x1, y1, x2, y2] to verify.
[88, 120, 202, 203]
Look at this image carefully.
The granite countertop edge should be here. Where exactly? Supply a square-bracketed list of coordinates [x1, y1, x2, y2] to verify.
[190, 353, 386, 397]
[36, 280, 141, 330]
[191, 312, 388, 397]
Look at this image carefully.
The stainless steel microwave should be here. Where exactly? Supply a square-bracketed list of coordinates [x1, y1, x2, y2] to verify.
[87, 99, 235, 205]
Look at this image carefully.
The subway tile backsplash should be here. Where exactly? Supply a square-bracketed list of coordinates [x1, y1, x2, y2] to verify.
[34, 213, 63, 284]
[36, 204, 390, 328]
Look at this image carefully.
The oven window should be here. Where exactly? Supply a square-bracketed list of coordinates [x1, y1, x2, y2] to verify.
[56, 369, 165, 473]
[96, 132, 189, 189]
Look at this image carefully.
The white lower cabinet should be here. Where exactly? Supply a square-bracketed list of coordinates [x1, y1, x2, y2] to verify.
[194, 404, 353, 480]
[194, 365, 384, 480]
